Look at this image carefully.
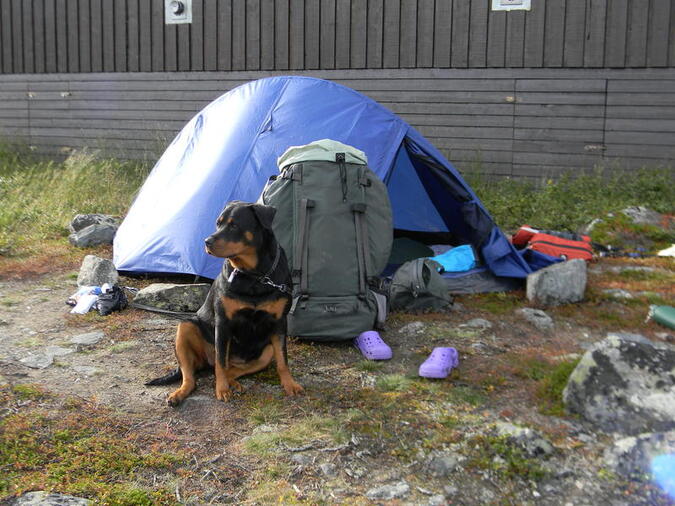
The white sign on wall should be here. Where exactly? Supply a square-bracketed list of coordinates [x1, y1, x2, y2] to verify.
[491, 0, 532, 11]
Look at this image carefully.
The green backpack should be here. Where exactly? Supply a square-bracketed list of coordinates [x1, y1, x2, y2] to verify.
[389, 258, 452, 312]
[259, 140, 392, 341]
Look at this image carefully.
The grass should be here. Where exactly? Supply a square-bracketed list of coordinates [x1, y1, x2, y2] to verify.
[466, 167, 674, 235]
[0, 146, 149, 258]
[536, 358, 581, 416]
[0, 385, 183, 504]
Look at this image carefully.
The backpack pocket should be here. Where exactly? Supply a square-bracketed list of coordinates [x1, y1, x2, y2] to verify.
[288, 294, 377, 341]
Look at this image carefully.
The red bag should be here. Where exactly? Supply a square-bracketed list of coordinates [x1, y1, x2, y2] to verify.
[511, 225, 539, 248]
[527, 232, 593, 261]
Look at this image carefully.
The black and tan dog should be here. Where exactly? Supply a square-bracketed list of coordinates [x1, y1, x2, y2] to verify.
[146, 201, 303, 406]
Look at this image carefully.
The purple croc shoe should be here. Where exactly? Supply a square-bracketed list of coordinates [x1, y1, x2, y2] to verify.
[354, 331, 392, 360]
[418, 347, 459, 378]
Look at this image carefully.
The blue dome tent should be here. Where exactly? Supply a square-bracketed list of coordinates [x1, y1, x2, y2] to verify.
[113, 76, 532, 282]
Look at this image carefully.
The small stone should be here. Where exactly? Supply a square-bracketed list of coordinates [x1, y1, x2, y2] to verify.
[494, 422, 554, 457]
[19, 353, 54, 369]
[460, 318, 493, 330]
[12, 491, 92, 505]
[133, 283, 210, 313]
[77, 255, 119, 287]
[365, 481, 410, 500]
[71, 366, 102, 376]
[428, 494, 446, 506]
[526, 259, 587, 307]
[427, 452, 465, 476]
[400, 321, 426, 335]
[444, 485, 458, 497]
[70, 331, 105, 346]
[319, 462, 338, 478]
[69, 222, 118, 247]
[45, 346, 74, 357]
[290, 454, 313, 466]
[516, 308, 554, 331]
[602, 288, 634, 299]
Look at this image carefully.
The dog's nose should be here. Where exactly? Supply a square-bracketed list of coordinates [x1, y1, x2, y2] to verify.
[204, 236, 215, 247]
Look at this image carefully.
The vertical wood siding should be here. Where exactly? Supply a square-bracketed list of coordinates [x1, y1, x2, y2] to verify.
[2, 0, 674, 74]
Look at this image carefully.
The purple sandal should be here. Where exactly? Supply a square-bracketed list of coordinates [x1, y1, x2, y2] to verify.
[419, 347, 459, 378]
[354, 331, 392, 360]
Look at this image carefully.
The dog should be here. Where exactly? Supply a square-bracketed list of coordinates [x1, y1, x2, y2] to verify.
[146, 201, 303, 406]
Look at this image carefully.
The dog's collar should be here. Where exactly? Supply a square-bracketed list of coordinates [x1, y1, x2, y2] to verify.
[228, 243, 292, 295]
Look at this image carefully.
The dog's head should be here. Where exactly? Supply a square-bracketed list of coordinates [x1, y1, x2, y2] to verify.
[204, 201, 276, 263]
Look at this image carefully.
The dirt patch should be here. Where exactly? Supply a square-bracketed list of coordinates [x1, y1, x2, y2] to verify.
[1, 257, 673, 504]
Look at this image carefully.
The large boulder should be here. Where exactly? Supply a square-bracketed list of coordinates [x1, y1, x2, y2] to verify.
[77, 255, 119, 286]
[563, 333, 675, 435]
[133, 283, 210, 313]
[621, 206, 666, 228]
[526, 259, 587, 307]
[69, 213, 118, 233]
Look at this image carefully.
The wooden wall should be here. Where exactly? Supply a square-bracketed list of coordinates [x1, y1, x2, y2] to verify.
[2, 68, 674, 179]
[1, 0, 674, 74]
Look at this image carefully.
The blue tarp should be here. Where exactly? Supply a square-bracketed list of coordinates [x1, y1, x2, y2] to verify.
[114, 76, 532, 280]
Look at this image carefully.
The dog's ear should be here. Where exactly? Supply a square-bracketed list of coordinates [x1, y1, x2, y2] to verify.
[250, 204, 276, 230]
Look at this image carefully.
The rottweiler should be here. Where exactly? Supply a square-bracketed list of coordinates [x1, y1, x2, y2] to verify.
[146, 201, 303, 406]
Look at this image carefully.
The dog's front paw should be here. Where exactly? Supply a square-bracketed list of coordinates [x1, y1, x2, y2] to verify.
[167, 390, 185, 407]
[215, 384, 234, 402]
[282, 380, 304, 397]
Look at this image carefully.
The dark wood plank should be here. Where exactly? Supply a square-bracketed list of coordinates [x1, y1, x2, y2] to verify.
[126, 0, 139, 71]
[583, 0, 606, 67]
[514, 128, 604, 142]
[432, 0, 451, 67]
[606, 118, 675, 133]
[260, 0, 275, 69]
[670, 1, 675, 67]
[305, 0, 319, 69]
[399, 0, 416, 67]
[350, 0, 367, 68]
[335, 0, 351, 68]
[11, 0, 22, 73]
[246, 0, 261, 70]
[451, 0, 470, 67]
[416, 0, 434, 68]
[191, 0, 204, 70]
[515, 116, 605, 130]
[517, 91, 606, 105]
[505, 11, 525, 67]
[89, 0, 102, 72]
[138, 0, 151, 71]
[544, 0, 565, 67]
[77, 0, 90, 72]
[0, 0, 10, 73]
[626, 0, 649, 67]
[114, 0, 126, 71]
[320, 0, 336, 69]
[563, 0, 586, 67]
[647, 0, 670, 67]
[367, 0, 383, 68]
[516, 79, 605, 92]
[177, 24, 191, 70]
[605, 0, 628, 67]
[219, 0, 233, 70]
[153, 0, 167, 71]
[487, 9, 506, 67]
[516, 103, 606, 118]
[469, 0, 488, 68]
[382, 0, 400, 68]
[22, 0, 35, 73]
[608, 79, 675, 92]
[288, 0, 304, 70]
[101, 0, 115, 71]
[607, 92, 675, 106]
[523, 0, 545, 67]
[606, 105, 675, 120]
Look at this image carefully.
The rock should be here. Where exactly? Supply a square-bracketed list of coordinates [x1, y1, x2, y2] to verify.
[427, 451, 465, 476]
[319, 462, 338, 478]
[428, 495, 446, 506]
[516, 308, 554, 331]
[11, 492, 91, 505]
[133, 283, 210, 313]
[77, 255, 119, 287]
[44, 345, 74, 357]
[400, 321, 426, 335]
[69, 213, 118, 233]
[563, 333, 675, 435]
[290, 454, 313, 466]
[71, 366, 102, 376]
[621, 206, 665, 227]
[460, 318, 493, 330]
[19, 353, 54, 369]
[495, 422, 554, 457]
[602, 288, 633, 299]
[526, 259, 587, 307]
[69, 222, 118, 247]
[605, 431, 675, 479]
[365, 481, 410, 500]
[444, 485, 458, 497]
[0, 374, 10, 388]
[70, 331, 105, 346]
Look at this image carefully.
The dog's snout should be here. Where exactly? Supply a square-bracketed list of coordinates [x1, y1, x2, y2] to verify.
[204, 236, 215, 247]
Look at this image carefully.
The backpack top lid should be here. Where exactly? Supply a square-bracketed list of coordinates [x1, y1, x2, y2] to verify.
[277, 139, 368, 169]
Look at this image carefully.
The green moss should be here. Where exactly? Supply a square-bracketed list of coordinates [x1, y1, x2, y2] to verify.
[466, 433, 548, 481]
[353, 359, 385, 372]
[12, 384, 46, 401]
[376, 374, 413, 392]
[536, 358, 581, 416]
